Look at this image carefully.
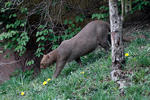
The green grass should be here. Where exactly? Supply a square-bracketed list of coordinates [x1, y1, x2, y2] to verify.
[0, 31, 150, 100]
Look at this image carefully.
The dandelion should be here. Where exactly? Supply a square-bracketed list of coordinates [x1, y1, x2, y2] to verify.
[20, 92, 25, 96]
[80, 71, 85, 74]
[47, 78, 51, 82]
[43, 81, 47, 85]
[125, 53, 129, 57]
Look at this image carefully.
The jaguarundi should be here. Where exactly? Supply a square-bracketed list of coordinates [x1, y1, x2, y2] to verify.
[40, 20, 110, 78]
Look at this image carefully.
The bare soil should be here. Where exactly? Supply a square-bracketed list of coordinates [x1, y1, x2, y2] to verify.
[0, 48, 22, 84]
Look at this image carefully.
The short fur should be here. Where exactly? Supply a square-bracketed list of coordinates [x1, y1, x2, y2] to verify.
[40, 20, 110, 78]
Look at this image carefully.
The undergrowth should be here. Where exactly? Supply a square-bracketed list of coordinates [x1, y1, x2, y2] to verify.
[0, 31, 150, 100]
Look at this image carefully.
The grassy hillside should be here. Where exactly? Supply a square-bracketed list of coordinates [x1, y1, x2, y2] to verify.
[0, 31, 150, 100]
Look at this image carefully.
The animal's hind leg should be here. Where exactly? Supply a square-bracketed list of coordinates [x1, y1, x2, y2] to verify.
[53, 60, 66, 78]
[75, 58, 82, 67]
[101, 42, 110, 51]
[99, 40, 110, 51]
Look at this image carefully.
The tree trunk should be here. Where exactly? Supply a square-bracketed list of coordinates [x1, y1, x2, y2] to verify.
[125, 0, 132, 14]
[109, 0, 126, 95]
[121, 0, 132, 22]
[121, 0, 125, 21]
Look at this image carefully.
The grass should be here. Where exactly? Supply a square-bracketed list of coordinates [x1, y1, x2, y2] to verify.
[0, 31, 150, 100]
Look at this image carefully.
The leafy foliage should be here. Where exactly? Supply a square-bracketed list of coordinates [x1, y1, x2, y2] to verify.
[35, 26, 54, 57]
[131, 0, 150, 13]
[35, 16, 83, 57]
[92, 5, 109, 20]
[0, 1, 29, 56]
[0, 1, 83, 66]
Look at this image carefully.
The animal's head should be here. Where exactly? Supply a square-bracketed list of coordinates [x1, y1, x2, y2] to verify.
[40, 54, 54, 69]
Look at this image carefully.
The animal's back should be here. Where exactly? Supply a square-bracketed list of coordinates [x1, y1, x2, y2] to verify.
[70, 20, 110, 57]
[57, 20, 110, 61]
[72, 20, 109, 39]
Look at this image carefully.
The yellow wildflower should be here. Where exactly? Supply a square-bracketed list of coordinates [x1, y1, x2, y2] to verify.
[47, 78, 51, 82]
[21, 92, 25, 96]
[43, 81, 47, 85]
[125, 53, 129, 57]
[80, 71, 85, 74]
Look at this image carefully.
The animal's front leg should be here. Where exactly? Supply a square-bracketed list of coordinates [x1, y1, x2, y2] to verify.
[53, 60, 66, 78]
[75, 58, 83, 67]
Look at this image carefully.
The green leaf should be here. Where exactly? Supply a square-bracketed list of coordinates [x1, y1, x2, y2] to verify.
[20, 23, 25, 27]
[5, 1, 12, 8]
[15, 20, 20, 26]
[38, 25, 45, 29]
[71, 24, 75, 28]
[48, 29, 53, 33]
[40, 36, 45, 40]
[64, 19, 68, 25]
[36, 36, 45, 42]
[13, 14, 17, 17]
[26, 60, 35, 66]
[20, 7, 28, 14]
[6, 24, 10, 29]
[75, 16, 84, 23]
[1, 8, 6, 13]
[36, 32, 40, 37]
[68, 20, 73, 24]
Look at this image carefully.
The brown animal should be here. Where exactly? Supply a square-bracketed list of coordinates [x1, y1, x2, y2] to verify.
[40, 20, 110, 78]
